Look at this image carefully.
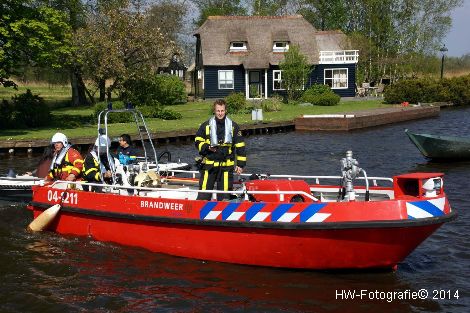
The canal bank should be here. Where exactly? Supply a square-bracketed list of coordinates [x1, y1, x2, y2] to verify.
[0, 103, 451, 154]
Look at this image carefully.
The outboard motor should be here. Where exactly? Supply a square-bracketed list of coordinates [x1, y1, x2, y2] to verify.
[340, 151, 362, 201]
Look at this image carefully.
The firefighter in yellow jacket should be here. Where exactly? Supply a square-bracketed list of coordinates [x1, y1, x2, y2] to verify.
[195, 99, 246, 200]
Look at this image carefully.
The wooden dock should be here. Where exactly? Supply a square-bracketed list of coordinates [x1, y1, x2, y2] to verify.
[294, 105, 441, 131]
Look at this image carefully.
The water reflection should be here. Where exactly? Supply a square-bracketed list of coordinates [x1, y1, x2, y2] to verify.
[19, 235, 444, 313]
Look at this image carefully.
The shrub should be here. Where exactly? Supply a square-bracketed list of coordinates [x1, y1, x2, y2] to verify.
[383, 75, 470, 105]
[122, 77, 161, 107]
[300, 84, 340, 106]
[12, 89, 51, 127]
[153, 74, 186, 105]
[303, 84, 331, 96]
[0, 100, 14, 129]
[138, 105, 160, 118]
[122, 74, 185, 107]
[156, 108, 182, 120]
[93, 101, 134, 123]
[139, 105, 182, 120]
[93, 101, 182, 123]
[260, 97, 283, 112]
[383, 78, 448, 104]
[441, 75, 470, 106]
[224, 92, 246, 114]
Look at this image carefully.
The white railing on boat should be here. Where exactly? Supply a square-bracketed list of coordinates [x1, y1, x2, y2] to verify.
[48, 180, 319, 202]
[164, 170, 393, 187]
[0, 176, 43, 181]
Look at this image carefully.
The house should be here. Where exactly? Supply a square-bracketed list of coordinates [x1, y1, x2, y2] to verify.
[193, 15, 358, 99]
[158, 53, 187, 80]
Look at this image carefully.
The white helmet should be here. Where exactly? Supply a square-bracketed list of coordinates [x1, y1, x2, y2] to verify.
[94, 135, 111, 148]
[51, 132, 68, 146]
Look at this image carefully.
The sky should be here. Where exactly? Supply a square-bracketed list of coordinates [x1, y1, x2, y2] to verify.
[445, 0, 470, 56]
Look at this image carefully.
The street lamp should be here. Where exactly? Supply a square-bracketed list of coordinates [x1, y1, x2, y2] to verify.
[439, 44, 448, 79]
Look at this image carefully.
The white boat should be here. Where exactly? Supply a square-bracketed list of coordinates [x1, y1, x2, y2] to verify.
[0, 107, 190, 202]
[0, 174, 44, 202]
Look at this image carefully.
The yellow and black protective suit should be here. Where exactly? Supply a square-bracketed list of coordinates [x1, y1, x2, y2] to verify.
[82, 151, 114, 191]
[195, 116, 246, 200]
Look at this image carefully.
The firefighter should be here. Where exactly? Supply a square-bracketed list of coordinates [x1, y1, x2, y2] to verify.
[195, 99, 246, 200]
[82, 135, 115, 185]
[46, 132, 84, 181]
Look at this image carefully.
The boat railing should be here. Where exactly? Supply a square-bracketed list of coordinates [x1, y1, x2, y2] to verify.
[47, 180, 319, 202]
[164, 170, 393, 187]
[1, 176, 44, 182]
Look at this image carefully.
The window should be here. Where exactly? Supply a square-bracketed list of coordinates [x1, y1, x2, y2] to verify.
[230, 42, 247, 51]
[273, 70, 284, 90]
[273, 42, 289, 52]
[324, 68, 348, 89]
[218, 70, 234, 89]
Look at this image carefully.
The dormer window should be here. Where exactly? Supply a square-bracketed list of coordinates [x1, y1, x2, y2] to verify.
[230, 41, 247, 51]
[273, 41, 289, 52]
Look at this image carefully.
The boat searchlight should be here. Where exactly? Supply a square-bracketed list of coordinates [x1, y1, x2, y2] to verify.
[422, 177, 443, 197]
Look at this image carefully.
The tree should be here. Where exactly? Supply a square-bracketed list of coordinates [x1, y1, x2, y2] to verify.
[42, 0, 91, 105]
[299, 0, 347, 31]
[298, 0, 463, 83]
[193, 0, 247, 26]
[251, 0, 287, 16]
[74, 5, 174, 100]
[147, 0, 188, 42]
[0, 0, 72, 88]
[147, 0, 193, 67]
[279, 45, 311, 100]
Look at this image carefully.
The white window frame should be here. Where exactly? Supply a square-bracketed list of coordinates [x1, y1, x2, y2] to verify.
[324, 68, 348, 89]
[273, 70, 285, 90]
[218, 70, 234, 89]
[230, 42, 247, 52]
[273, 42, 289, 52]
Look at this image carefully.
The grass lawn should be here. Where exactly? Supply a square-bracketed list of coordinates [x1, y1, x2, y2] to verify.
[0, 84, 73, 107]
[0, 98, 387, 141]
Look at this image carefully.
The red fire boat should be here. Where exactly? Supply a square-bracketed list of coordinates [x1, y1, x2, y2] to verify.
[27, 149, 456, 270]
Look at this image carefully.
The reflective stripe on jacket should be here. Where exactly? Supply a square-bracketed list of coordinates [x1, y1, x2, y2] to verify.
[48, 147, 84, 180]
[195, 117, 246, 168]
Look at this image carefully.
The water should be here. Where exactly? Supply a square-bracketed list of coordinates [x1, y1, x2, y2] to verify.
[1, 107, 469, 312]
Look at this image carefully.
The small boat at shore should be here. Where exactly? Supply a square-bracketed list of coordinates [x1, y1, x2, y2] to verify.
[27, 148, 456, 270]
[0, 175, 44, 202]
[0, 161, 189, 202]
[1, 107, 189, 202]
[405, 129, 470, 160]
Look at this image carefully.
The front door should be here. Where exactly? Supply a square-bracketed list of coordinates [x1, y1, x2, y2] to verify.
[248, 71, 262, 99]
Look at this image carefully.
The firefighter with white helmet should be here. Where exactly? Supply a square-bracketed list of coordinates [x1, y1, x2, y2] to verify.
[82, 135, 115, 185]
[47, 132, 84, 181]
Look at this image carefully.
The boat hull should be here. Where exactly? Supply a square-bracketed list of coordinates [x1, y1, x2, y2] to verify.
[28, 185, 455, 270]
[29, 204, 448, 269]
[405, 129, 470, 160]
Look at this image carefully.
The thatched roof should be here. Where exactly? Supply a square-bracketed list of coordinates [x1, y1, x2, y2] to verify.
[194, 15, 349, 69]
[314, 30, 350, 51]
